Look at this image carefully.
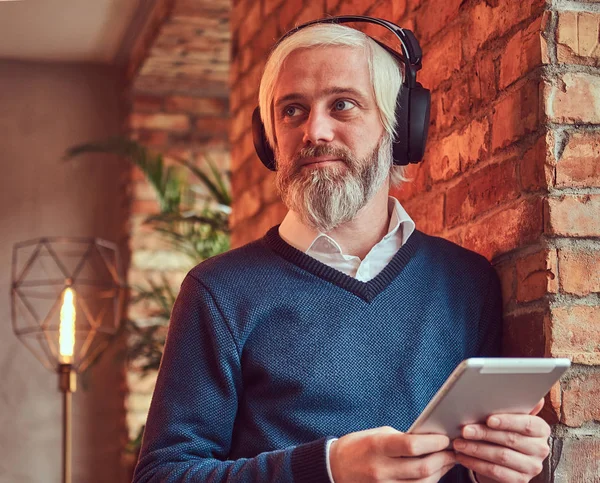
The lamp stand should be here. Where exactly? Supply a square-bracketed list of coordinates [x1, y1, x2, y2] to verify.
[58, 364, 76, 483]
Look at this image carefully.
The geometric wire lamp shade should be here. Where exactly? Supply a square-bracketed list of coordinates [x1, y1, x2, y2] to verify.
[11, 237, 126, 373]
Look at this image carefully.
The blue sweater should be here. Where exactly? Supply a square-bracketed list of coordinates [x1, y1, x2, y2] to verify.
[133, 227, 502, 482]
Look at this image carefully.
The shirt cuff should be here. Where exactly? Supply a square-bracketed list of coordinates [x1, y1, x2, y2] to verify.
[469, 469, 480, 482]
[325, 437, 338, 483]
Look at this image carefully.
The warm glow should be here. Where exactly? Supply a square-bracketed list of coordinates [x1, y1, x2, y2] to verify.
[59, 287, 76, 364]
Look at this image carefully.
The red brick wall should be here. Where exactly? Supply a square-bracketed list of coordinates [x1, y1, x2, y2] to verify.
[230, 0, 600, 479]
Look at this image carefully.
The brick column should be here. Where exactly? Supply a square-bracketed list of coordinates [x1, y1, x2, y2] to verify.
[537, 3, 600, 479]
[230, 0, 600, 480]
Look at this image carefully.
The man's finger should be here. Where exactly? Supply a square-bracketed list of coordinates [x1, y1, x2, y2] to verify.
[455, 452, 537, 483]
[419, 462, 457, 483]
[530, 398, 545, 415]
[387, 450, 456, 480]
[460, 424, 550, 458]
[483, 413, 551, 438]
[381, 432, 451, 457]
[453, 439, 543, 475]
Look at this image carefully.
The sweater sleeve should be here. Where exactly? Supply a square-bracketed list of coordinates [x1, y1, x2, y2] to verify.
[132, 273, 332, 483]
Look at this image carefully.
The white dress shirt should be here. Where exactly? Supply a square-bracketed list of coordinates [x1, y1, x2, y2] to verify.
[279, 197, 415, 282]
[278, 197, 477, 483]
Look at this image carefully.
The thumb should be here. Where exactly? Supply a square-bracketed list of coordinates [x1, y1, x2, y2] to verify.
[530, 398, 545, 415]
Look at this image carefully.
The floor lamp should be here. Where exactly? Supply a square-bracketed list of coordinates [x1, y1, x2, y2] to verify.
[11, 237, 126, 483]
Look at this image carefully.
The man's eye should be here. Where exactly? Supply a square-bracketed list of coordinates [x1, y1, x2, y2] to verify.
[283, 106, 301, 117]
[334, 100, 354, 111]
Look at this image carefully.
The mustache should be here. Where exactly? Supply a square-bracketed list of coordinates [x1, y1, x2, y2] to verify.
[293, 144, 354, 166]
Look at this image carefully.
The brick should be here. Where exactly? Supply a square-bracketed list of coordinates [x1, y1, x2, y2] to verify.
[260, 200, 289, 230]
[556, 131, 600, 188]
[250, 19, 281, 63]
[432, 78, 471, 132]
[561, 370, 600, 427]
[499, 16, 543, 90]
[445, 158, 520, 227]
[461, 197, 543, 260]
[132, 180, 159, 202]
[520, 135, 554, 192]
[231, 158, 264, 196]
[264, 0, 286, 17]
[230, 0, 249, 34]
[491, 80, 541, 152]
[461, 0, 545, 62]
[539, 380, 562, 426]
[546, 73, 600, 124]
[130, 129, 170, 148]
[260, 173, 279, 205]
[240, 62, 263, 104]
[413, 0, 462, 44]
[335, 0, 371, 16]
[558, 248, 600, 296]
[468, 49, 498, 108]
[402, 191, 445, 235]
[516, 249, 558, 303]
[428, 130, 461, 183]
[295, 2, 328, 27]
[551, 305, 600, 365]
[557, 11, 600, 67]
[503, 310, 547, 358]
[229, 103, 254, 143]
[326, 0, 343, 13]
[231, 201, 287, 247]
[553, 436, 600, 482]
[230, 85, 243, 114]
[238, 0, 261, 47]
[165, 96, 228, 116]
[461, 118, 490, 170]
[132, 94, 164, 113]
[365, 1, 405, 29]
[392, 161, 430, 202]
[545, 194, 600, 238]
[230, 185, 262, 227]
[194, 117, 230, 139]
[129, 113, 190, 132]
[131, 199, 160, 215]
[419, 28, 463, 88]
[230, 130, 257, 171]
[279, 0, 305, 34]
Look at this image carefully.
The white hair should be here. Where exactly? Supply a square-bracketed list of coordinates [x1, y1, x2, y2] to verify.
[258, 22, 409, 187]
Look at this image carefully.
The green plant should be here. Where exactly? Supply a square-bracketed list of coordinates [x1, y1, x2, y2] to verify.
[64, 137, 231, 372]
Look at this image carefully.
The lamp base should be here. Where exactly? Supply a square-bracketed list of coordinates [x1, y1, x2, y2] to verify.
[58, 363, 76, 393]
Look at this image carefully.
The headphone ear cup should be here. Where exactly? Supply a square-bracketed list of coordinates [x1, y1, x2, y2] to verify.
[392, 88, 410, 166]
[408, 83, 431, 163]
[252, 107, 277, 171]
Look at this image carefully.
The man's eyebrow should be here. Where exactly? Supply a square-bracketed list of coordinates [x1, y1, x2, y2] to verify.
[274, 87, 369, 108]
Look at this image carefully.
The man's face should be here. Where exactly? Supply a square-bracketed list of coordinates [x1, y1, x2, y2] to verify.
[272, 45, 391, 232]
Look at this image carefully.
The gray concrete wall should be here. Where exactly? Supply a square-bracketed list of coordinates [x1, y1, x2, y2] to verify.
[0, 60, 130, 483]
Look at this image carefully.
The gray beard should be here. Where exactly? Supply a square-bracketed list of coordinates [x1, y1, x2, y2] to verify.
[275, 136, 392, 233]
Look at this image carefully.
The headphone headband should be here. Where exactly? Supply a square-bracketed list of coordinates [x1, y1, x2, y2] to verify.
[276, 16, 423, 87]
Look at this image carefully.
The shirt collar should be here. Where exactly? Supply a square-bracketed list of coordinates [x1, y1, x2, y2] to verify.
[278, 196, 415, 254]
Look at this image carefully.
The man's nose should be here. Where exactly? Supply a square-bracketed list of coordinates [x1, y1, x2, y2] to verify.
[302, 109, 335, 145]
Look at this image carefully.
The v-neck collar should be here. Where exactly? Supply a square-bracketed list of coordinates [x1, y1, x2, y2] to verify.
[262, 226, 424, 302]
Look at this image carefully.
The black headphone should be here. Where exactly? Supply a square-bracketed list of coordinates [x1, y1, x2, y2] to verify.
[251, 15, 431, 171]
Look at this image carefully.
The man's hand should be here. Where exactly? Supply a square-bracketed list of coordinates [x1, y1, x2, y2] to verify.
[453, 399, 551, 483]
[329, 426, 456, 482]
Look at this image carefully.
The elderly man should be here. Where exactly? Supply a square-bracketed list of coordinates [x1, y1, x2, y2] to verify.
[133, 18, 550, 483]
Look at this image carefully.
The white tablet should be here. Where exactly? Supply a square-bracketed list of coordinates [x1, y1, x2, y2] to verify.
[407, 358, 571, 440]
